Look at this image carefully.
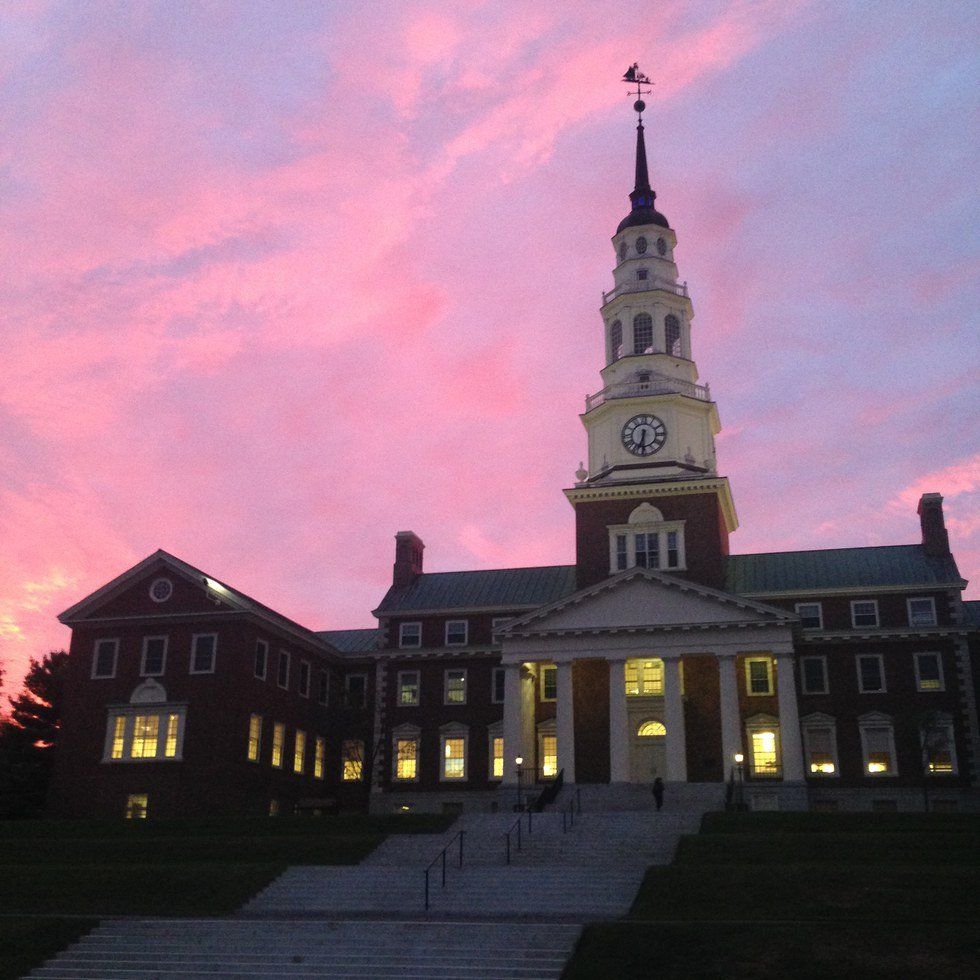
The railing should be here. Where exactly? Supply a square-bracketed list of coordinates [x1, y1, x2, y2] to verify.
[561, 787, 582, 832]
[603, 278, 689, 303]
[531, 767, 564, 812]
[503, 807, 534, 865]
[423, 829, 465, 911]
[585, 376, 711, 412]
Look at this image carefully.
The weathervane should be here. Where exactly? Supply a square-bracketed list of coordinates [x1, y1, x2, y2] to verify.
[622, 63, 653, 118]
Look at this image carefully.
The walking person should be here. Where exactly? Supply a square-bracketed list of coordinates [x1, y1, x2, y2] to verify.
[652, 776, 665, 811]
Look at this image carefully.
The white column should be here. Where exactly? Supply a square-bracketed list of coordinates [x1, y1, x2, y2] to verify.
[556, 660, 576, 783]
[608, 659, 630, 782]
[502, 662, 524, 785]
[776, 654, 805, 781]
[663, 656, 687, 781]
[718, 655, 742, 777]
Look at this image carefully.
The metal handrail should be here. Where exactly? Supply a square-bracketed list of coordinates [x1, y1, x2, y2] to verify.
[423, 829, 465, 911]
[503, 807, 534, 864]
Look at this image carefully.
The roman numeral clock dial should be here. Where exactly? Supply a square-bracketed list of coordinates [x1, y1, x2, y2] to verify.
[621, 414, 667, 457]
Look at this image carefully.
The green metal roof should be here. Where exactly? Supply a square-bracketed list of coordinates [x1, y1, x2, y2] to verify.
[317, 628, 380, 653]
[726, 544, 963, 594]
[375, 565, 578, 615]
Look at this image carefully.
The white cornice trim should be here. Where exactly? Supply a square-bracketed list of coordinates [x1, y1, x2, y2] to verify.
[507, 619, 795, 640]
[799, 627, 971, 643]
[740, 583, 966, 599]
[372, 603, 544, 619]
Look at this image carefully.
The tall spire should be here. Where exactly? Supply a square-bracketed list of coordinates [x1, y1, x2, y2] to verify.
[630, 118, 654, 210]
[618, 65, 669, 232]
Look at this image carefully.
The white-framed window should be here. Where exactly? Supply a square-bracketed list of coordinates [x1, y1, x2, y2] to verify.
[92, 638, 119, 679]
[445, 620, 468, 646]
[857, 654, 886, 693]
[314, 736, 326, 779]
[342, 739, 364, 781]
[795, 603, 823, 630]
[254, 640, 268, 680]
[537, 719, 558, 779]
[920, 714, 957, 775]
[190, 634, 217, 674]
[399, 622, 422, 648]
[488, 722, 503, 780]
[851, 600, 879, 628]
[276, 650, 290, 689]
[632, 312, 653, 353]
[744, 657, 774, 696]
[908, 597, 937, 627]
[103, 708, 186, 763]
[745, 715, 781, 777]
[397, 670, 420, 706]
[247, 714, 262, 762]
[444, 668, 467, 705]
[625, 658, 664, 696]
[271, 722, 285, 768]
[140, 636, 167, 677]
[491, 667, 506, 704]
[859, 713, 897, 776]
[298, 660, 311, 698]
[440, 724, 468, 781]
[392, 724, 421, 782]
[344, 673, 367, 708]
[914, 652, 945, 692]
[801, 714, 838, 776]
[540, 665, 557, 702]
[293, 730, 306, 774]
[317, 670, 329, 705]
[608, 504, 686, 573]
[125, 794, 148, 820]
[800, 656, 829, 695]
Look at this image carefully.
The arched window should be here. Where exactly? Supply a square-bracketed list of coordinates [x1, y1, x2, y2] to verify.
[637, 720, 666, 737]
[633, 313, 653, 354]
[610, 320, 623, 362]
[665, 314, 681, 356]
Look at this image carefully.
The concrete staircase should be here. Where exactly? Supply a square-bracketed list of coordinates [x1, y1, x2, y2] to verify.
[28, 919, 580, 979]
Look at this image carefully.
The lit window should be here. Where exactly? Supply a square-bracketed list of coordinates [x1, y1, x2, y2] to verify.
[164, 714, 179, 758]
[254, 640, 268, 680]
[277, 651, 290, 689]
[140, 636, 167, 677]
[908, 597, 937, 627]
[318, 670, 329, 705]
[851, 601, 879, 628]
[745, 658, 774, 696]
[342, 739, 364, 781]
[271, 723, 285, 768]
[399, 622, 422, 648]
[802, 719, 838, 776]
[394, 737, 419, 781]
[397, 671, 420, 706]
[857, 654, 885, 693]
[541, 666, 557, 701]
[110, 716, 126, 759]
[190, 634, 217, 674]
[445, 669, 467, 705]
[490, 734, 504, 779]
[130, 715, 159, 759]
[344, 674, 367, 708]
[314, 737, 325, 779]
[442, 737, 466, 780]
[610, 320, 623, 362]
[664, 314, 681, 356]
[921, 717, 956, 774]
[299, 661, 311, 698]
[801, 656, 828, 695]
[124, 794, 148, 820]
[247, 714, 262, 762]
[748, 727, 780, 777]
[92, 639, 119, 679]
[491, 667, 505, 704]
[539, 734, 558, 778]
[796, 603, 823, 630]
[860, 718, 896, 775]
[637, 720, 666, 737]
[293, 730, 306, 774]
[625, 659, 663, 696]
[633, 312, 653, 353]
[915, 653, 944, 692]
[269, 799, 280, 817]
[445, 620, 468, 646]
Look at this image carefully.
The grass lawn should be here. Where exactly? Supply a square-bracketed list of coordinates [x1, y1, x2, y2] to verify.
[0, 813, 454, 980]
[563, 812, 980, 980]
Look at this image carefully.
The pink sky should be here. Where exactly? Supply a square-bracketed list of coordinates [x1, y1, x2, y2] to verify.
[1, 1, 978, 696]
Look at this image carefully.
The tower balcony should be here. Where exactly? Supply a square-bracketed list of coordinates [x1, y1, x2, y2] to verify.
[602, 278, 689, 304]
[585, 375, 711, 413]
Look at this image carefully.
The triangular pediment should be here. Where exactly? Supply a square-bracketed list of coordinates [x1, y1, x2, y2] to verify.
[502, 567, 795, 636]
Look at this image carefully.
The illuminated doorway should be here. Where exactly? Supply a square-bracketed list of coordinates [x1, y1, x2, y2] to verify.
[630, 718, 666, 782]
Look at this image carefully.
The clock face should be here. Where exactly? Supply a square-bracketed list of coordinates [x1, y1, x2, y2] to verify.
[635, 236, 648, 255]
[656, 237, 667, 256]
[621, 414, 667, 456]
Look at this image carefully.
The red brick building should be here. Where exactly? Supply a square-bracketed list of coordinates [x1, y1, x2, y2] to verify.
[48, 102, 979, 819]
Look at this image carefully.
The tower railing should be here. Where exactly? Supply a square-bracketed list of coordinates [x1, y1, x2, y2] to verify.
[586, 376, 711, 412]
[602, 278, 689, 303]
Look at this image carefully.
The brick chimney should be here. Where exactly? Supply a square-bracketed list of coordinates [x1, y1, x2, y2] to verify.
[393, 531, 424, 588]
[917, 493, 950, 557]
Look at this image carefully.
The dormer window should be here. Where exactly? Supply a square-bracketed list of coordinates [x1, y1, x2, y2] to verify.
[609, 503, 686, 573]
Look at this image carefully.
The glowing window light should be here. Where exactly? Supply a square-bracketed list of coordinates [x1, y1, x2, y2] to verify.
[271, 723, 285, 768]
[541, 735, 558, 777]
[247, 714, 262, 762]
[342, 739, 363, 781]
[111, 716, 126, 759]
[130, 715, 159, 759]
[750, 730, 778, 775]
[492, 736, 503, 779]
[314, 737, 325, 780]
[443, 738, 465, 779]
[293, 730, 306, 774]
[637, 720, 666, 737]
[164, 714, 179, 758]
[395, 738, 418, 780]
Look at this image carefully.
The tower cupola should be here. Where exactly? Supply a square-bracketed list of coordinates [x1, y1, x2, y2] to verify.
[617, 115, 669, 233]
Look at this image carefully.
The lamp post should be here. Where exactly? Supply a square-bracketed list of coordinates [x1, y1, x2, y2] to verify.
[515, 756, 524, 811]
[733, 752, 745, 810]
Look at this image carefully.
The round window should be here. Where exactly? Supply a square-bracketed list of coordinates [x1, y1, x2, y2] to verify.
[635, 236, 648, 255]
[149, 578, 173, 603]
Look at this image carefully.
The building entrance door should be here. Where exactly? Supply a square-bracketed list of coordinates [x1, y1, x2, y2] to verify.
[630, 719, 666, 782]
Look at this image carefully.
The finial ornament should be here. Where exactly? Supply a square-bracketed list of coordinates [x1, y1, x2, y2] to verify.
[622, 63, 653, 116]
